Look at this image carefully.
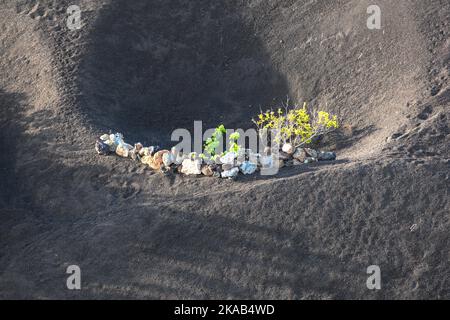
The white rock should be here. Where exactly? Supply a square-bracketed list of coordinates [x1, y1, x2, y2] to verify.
[259, 155, 273, 167]
[180, 159, 202, 175]
[162, 152, 175, 167]
[220, 152, 236, 165]
[282, 143, 294, 154]
[221, 167, 239, 178]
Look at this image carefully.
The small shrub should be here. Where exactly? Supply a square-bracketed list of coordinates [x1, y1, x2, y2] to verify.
[204, 124, 226, 158]
[204, 125, 242, 161]
[252, 102, 339, 147]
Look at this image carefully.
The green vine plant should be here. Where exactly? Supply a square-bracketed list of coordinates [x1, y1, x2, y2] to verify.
[203, 125, 243, 161]
[204, 124, 226, 161]
[252, 102, 339, 148]
[228, 132, 240, 154]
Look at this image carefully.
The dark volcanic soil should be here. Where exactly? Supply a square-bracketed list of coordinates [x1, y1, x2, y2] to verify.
[0, 0, 449, 299]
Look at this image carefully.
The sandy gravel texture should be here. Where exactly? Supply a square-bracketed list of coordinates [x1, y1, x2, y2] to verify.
[0, 0, 449, 299]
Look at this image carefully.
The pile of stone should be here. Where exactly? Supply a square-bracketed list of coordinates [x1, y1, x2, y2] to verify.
[95, 133, 171, 170]
[279, 143, 337, 166]
[95, 134, 336, 179]
[177, 151, 257, 179]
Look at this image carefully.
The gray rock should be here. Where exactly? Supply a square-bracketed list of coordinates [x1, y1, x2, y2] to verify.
[221, 167, 239, 179]
[95, 139, 110, 155]
[304, 157, 317, 164]
[318, 151, 336, 161]
[284, 159, 294, 167]
[304, 148, 318, 158]
[222, 163, 234, 171]
[293, 148, 307, 162]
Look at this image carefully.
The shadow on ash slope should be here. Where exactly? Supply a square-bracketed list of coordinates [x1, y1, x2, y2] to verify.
[0, 0, 449, 299]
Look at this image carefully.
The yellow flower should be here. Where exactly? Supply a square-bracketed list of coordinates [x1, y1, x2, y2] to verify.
[253, 103, 338, 147]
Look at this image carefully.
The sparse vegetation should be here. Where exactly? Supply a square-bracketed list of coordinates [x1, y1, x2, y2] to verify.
[252, 102, 339, 148]
[228, 132, 241, 154]
[204, 124, 226, 159]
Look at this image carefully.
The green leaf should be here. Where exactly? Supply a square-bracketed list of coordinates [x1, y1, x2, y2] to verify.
[229, 132, 240, 141]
